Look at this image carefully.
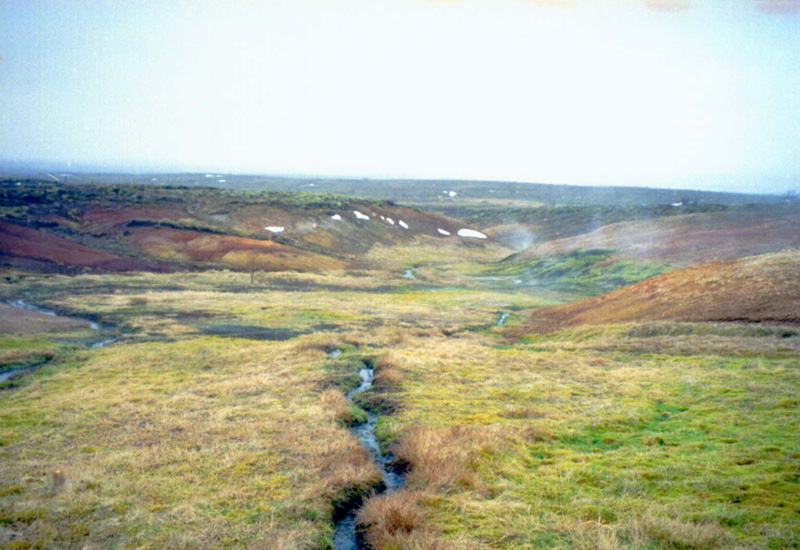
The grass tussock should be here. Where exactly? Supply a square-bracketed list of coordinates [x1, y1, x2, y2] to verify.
[309, 437, 381, 501]
[372, 352, 405, 392]
[392, 425, 486, 490]
[294, 332, 344, 354]
[357, 491, 473, 550]
[625, 513, 729, 549]
[320, 388, 366, 425]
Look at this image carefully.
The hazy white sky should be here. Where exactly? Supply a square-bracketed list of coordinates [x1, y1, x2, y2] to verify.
[1, 0, 798, 192]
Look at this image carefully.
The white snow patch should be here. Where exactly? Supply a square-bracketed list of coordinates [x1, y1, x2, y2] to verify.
[309, 183, 315, 187]
[437, 228, 451, 236]
[671, 202, 683, 207]
[446, 190, 457, 197]
[330, 214, 342, 221]
[218, 179, 226, 183]
[264, 226, 285, 233]
[205, 174, 214, 178]
[399, 220, 409, 229]
[386, 217, 395, 225]
[457, 229, 487, 239]
[380, 215, 385, 220]
[353, 210, 370, 220]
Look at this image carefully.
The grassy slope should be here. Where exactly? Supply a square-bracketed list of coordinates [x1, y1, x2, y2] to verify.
[524, 250, 800, 333]
[487, 248, 671, 297]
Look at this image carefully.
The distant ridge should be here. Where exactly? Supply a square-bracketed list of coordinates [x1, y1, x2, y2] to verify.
[511, 207, 800, 268]
[0, 166, 782, 207]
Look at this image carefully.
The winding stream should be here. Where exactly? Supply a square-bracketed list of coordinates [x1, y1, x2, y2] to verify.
[1, 300, 116, 383]
[9, 299, 100, 330]
[332, 357, 404, 550]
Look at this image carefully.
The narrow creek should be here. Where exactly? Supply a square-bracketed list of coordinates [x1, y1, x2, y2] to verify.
[9, 299, 100, 330]
[1, 300, 117, 383]
[332, 355, 405, 550]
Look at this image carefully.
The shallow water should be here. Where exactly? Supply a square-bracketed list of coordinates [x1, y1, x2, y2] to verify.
[9, 299, 57, 316]
[9, 299, 99, 329]
[0, 368, 26, 383]
[2, 300, 117, 384]
[91, 338, 117, 349]
[333, 362, 405, 549]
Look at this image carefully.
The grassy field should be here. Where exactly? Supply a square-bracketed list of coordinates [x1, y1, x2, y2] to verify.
[1, 227, 797, 548]
[368, 325, 799, 549]
[0, 267, 554, 548]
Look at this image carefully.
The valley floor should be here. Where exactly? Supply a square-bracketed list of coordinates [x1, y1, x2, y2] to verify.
[0, 265, 798, 549]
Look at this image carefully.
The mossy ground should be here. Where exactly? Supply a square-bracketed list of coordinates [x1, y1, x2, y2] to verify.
[0, 255, 797, 549]
[376, 327, 799, 549]
[488, 248, 671, 296]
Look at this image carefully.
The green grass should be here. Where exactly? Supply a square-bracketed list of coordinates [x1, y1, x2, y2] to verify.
[367, 326, 800, 549]
[487, 248, 671, 295]
[0, 252, 797, 548]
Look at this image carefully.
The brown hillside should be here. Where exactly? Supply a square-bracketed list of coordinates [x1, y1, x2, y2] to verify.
[524, 250, 800, 332]
[124, 226, 347, 271]
[0, 220, 167, 272]
[0, 182, 469, 273]
[515, 208, 800, 267]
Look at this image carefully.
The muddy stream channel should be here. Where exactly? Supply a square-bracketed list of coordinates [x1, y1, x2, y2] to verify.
[0, 300, 117, 383]
[331, 352, 405, 550]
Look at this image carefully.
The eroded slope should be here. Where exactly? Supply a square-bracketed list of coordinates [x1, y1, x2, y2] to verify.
[524, 249, 800, 332]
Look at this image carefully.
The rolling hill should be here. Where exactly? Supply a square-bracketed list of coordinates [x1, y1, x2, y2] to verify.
[510, 206, 800, 267]
[0, 181, 474, 273]
[524, 249, 800, 332]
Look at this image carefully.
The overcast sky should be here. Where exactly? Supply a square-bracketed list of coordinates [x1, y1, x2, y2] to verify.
[1, 0, 798, 193]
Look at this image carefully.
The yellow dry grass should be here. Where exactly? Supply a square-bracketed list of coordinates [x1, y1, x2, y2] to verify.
[0, 251, 797, 549]
[0, 337, 380, 547]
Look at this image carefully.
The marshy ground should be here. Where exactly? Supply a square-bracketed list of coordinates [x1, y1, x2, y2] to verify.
[0, 182, 798, 549]
[1, 260, 798, 550]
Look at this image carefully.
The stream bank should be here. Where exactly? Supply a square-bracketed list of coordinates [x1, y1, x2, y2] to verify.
[1, 300, 117, 384]
[331, 355, 405, 550]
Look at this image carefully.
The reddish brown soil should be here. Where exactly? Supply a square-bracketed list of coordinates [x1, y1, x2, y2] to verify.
[124, 226, 348, 271]
[0, 221, 161, 271]
[517, 209, 800, 267]
[1, 186, 466, 273]
[524, 250, 800, 332]
[0, 303, 92, 334]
